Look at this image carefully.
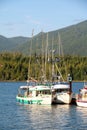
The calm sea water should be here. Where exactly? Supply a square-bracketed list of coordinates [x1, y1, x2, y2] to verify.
[0, 82, 87, 130]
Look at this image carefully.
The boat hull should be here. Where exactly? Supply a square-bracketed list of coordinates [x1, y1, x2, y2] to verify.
[76, 100, 87, 107]
[16, 95, 52, 105]
[52, 83, 72, 104]
[53, 93, 72, 104]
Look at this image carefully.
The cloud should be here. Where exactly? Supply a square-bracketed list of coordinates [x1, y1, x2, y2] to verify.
[25, 15, 41, 25]
[4, 23, 14, 26]
[1, 21, 26, 27]
[25, 15, 52, 32]
[73, 18, 86, 23]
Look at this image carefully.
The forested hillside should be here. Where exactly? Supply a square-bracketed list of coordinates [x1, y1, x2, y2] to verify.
[0, 52, 87, 81]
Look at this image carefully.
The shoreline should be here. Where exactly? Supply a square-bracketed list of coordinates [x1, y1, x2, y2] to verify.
[0, 80, 86, 83]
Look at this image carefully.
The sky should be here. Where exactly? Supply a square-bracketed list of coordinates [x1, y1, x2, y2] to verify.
[0, 0, 87, 38]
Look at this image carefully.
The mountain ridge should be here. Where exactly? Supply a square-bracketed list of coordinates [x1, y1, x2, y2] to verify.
[0, 20, 87, 56]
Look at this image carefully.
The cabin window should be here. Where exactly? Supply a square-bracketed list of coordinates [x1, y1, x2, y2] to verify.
[37, 90, 51, 95]
[56, 89, 69, 93]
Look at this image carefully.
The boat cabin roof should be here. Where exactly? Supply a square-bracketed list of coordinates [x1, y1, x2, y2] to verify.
[29, 85, 51, 91]
[52, 84, 69, 89]
[19, 86, 30, 90]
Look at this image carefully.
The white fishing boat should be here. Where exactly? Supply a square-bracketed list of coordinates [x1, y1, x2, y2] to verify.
[52, 81, 72, 104]
[16, 84, 52, 105]
[76, 82, 87, 107]
[51, 33, 72, 104]
[16, 31, 54, 105]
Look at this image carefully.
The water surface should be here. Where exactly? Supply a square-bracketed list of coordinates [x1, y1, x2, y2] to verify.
[0, 82, 87, 130]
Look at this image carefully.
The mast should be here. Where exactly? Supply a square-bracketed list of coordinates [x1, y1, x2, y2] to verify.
[41, 30, 45, 82]
[58, 32, 63, 57]
[58, 32, 68, 79]
[52, 36, 55, 82]
[44, 32, 48, 82]
[27, 29, 34, 85]
[54, 32, 65, 82]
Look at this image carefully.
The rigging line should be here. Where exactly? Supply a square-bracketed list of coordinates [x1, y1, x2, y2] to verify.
[54, 63, 65, 82]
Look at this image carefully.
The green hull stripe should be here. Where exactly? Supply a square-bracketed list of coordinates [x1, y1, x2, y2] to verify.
[16, 98, 42, 104]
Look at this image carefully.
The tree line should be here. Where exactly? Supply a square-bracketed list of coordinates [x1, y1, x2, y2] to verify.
[0, 52, 87, 81]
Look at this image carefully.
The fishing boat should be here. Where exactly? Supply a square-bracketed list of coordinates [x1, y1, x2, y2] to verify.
[51, 75, 72, 104]
[76, 82, 87, 107]
[16, 83, 52, 105]
[16, 31, 54, 105]
[51, 33, 72, 104]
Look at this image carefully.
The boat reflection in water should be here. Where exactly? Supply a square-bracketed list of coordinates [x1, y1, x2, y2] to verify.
[18, 104, 87, 130]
